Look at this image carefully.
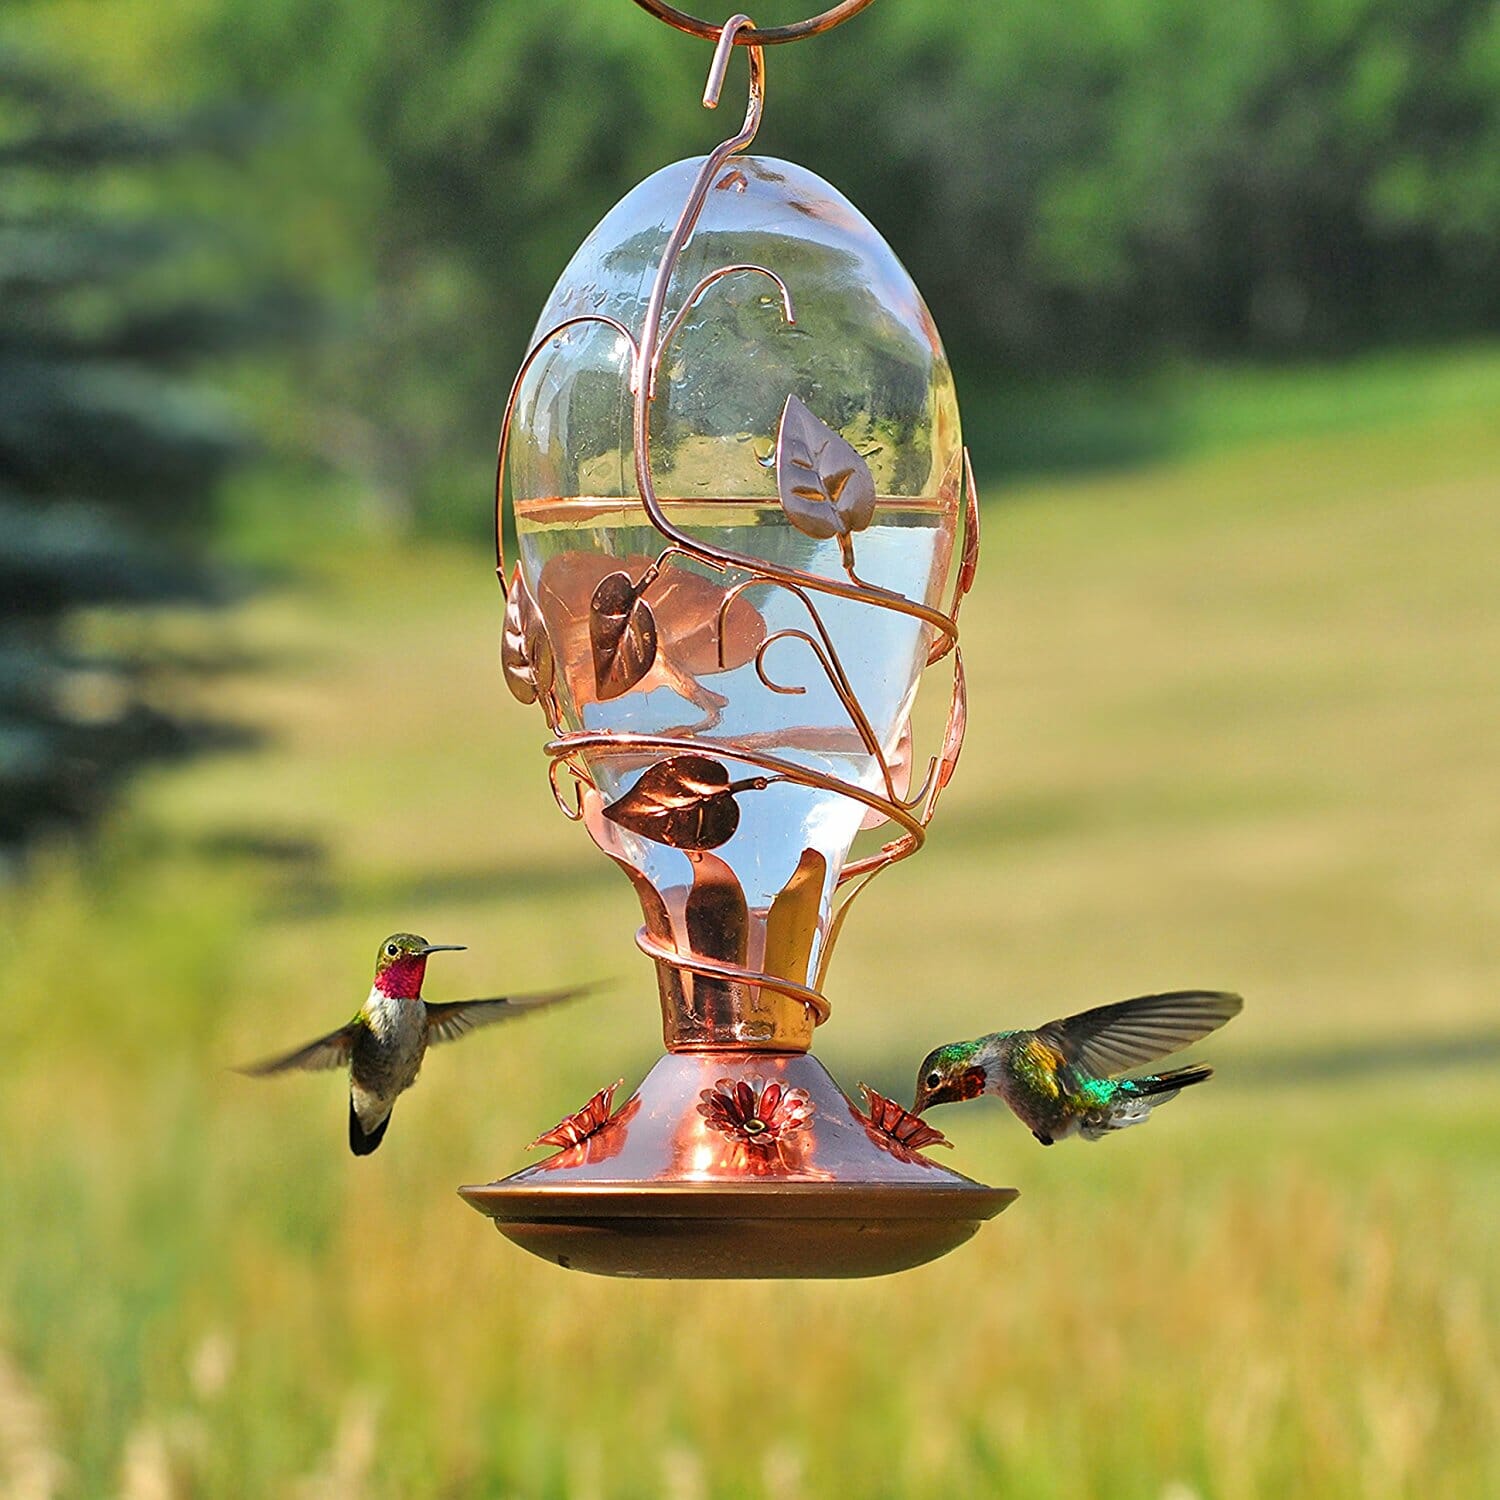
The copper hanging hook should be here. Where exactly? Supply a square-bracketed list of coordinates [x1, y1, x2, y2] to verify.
[698, 14, 764, 142]
[702, 12, 749, 107]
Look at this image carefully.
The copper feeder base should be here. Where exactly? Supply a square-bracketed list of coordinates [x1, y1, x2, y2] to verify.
[459, 1052, 1017, 1278]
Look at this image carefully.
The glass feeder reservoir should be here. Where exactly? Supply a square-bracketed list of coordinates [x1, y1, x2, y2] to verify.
[460, 13, 1014, 1277]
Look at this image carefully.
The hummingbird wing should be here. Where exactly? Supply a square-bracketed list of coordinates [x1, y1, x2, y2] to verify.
[425, 986, 587, 1045]
[235, 1018, 363, 1076]
[1035, 990, 1242, 1077]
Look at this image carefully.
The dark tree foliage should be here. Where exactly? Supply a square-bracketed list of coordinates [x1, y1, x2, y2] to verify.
[0, 60, 258, 852]
[184, 0, 1500, 527]
[855, 0, 1500, 370]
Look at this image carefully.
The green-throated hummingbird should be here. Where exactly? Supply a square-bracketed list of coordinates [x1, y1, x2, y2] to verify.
[238, 933, 583, 1155]
[911, 989, 1242, 1145]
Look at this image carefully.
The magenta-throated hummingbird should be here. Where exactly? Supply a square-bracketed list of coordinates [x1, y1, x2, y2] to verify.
[238, 933, 583, 1155]
[911, 989, 1242, 1145]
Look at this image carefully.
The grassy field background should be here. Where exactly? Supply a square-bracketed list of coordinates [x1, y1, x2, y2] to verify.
[3, 385, 1499, 1496]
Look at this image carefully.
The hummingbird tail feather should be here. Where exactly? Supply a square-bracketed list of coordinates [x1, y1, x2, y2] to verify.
[349, 1100, 392, 1156]
[1080, 1064, 1215, 1140]
[1134, 1062, 1213, 1098]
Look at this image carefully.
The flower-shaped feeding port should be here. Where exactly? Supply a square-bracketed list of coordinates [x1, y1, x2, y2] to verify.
[527, 1082, 641, 1175]
[698, 1076, 814, 1148]
[530, 1080, 626, 1151]
[855, 1085, 953, 1165]
[459, 15, 1016, 1278]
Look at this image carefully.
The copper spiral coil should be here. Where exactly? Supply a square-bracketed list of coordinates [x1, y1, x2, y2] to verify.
[632, 924, 834, 1024]
[496, 15, 976, 1029]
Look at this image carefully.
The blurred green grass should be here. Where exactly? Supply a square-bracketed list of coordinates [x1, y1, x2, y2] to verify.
[4, 394, 1500, 1497]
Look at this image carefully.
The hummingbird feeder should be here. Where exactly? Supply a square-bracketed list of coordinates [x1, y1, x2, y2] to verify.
[460, 2, 1017, 1276]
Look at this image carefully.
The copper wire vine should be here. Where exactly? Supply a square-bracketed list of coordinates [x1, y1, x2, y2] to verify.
[495, 15, 977, 1028]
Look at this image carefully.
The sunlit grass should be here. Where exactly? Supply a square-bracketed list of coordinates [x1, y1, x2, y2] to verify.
[4, 400, 1499, 1496]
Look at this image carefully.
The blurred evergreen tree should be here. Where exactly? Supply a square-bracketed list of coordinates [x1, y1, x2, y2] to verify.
[0, 57, 267, 853]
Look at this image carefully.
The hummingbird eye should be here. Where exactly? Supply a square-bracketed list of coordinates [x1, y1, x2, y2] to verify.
[385, 943, 399, 958]
[925, 1071, 942, 1090]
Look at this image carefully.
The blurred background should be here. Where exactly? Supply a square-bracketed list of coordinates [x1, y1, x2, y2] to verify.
[1, 1, 1497, 1495]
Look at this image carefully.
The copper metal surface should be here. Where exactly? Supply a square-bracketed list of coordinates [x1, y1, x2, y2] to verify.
[631, 1, 879, 48]
[460, 1052, 1016, 1278]
[465, 1190, 1008, 1280]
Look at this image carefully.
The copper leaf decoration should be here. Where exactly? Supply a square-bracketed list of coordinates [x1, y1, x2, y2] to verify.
[923, 649, 968, 825]
[651, 568, 765, 677]
[539, 553, 764, 678]
[501, 564, 555, 707]
[590, 570, 658, 700]
[956, 446, 981, 606]
[776, 395, 876, 574]
[602, 754, 765, 850]
[538, 552, 764, 723]
[682, 853, 748, 1033]
[762, 847, 827, 985]
[937, 650, 968, 793]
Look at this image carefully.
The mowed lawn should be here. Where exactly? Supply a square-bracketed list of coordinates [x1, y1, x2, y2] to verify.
[3, 403, 1499, 1498]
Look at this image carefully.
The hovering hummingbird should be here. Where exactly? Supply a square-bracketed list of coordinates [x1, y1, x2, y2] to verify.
[911, 989, 1242, 1145]
[238, 933, 583, 1156]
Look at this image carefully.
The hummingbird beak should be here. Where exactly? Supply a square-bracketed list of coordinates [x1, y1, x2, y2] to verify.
[417, 944, 466, 956]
